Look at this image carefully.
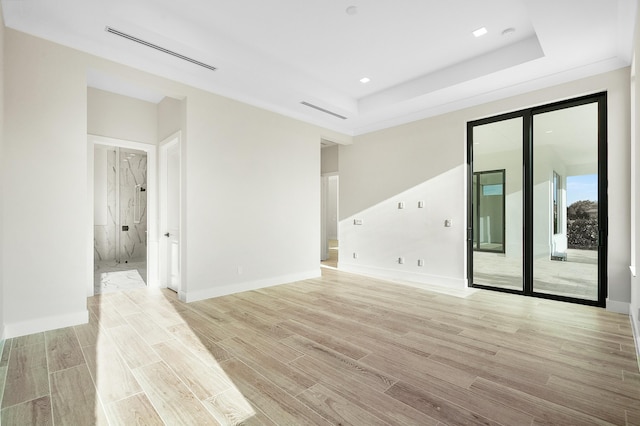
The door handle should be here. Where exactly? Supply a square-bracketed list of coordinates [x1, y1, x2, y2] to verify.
[164, 232, 170, 237]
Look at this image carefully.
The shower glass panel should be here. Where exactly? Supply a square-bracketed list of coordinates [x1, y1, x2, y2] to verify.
[119, 148, 148, 262]
[471, 117, 523, 291]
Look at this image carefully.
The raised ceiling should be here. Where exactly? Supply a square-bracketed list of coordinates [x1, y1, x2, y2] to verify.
[2, 0, 637, 136]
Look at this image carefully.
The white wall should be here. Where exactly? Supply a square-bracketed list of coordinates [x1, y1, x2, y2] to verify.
[321, 145, 339, 174]
[87, 88, 158, 145]
[3, 29, 89, 336]
[0, 5, 5, 340]
[182, 93, 323, 301]
[327, 176, 338, 240]
[2, 28, 343, 335]
[158, 96, 185, 143]
[630, 4, 640, 356]
[339, 68, 631, 312]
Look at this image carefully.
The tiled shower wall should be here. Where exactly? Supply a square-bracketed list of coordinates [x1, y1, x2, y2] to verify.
[94, 147, 147, 262]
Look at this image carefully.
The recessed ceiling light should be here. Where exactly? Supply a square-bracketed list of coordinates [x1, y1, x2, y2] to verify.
[346, 6, 358, 15]
[473, 27, 488, 38]
[360, 77, 371, 84]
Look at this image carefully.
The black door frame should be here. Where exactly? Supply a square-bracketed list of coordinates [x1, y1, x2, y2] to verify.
[467, 92, 608, 307]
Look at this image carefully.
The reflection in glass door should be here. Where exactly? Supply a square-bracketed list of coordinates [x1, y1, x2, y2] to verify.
[473, 170, 505, 253]
[468, 93, 607, 306]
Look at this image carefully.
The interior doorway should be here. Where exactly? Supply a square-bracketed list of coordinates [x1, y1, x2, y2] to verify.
[87, 135, 158, 296]
[321, 174, 339, 268]
[159, 133, 182, 294]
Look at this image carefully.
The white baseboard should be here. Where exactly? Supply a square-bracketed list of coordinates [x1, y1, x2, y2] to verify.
[339, 262, 467, 291]
[606, 298, 630, 315]
[182, 269, 322, 303]
[4, 310, 89, 339]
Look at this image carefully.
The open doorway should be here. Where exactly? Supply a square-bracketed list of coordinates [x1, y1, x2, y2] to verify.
[321, 175, 339, 268]
[159, 133, 182, 294]
[88, 135, 158, 296]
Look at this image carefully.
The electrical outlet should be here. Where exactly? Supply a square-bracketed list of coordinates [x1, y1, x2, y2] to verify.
[354, 219, 363, 225]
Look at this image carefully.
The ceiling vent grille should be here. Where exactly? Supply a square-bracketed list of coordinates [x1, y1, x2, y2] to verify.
[300, 101, 347, 120]
[105, 26, 217, 71]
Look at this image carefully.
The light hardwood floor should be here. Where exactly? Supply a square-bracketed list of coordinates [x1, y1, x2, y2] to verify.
[1, 268, 639, 425]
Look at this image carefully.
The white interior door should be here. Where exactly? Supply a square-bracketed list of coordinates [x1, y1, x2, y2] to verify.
[163, 140, 181, 292]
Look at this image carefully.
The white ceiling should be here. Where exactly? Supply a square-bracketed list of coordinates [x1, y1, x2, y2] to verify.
[2, 0, 637, 136]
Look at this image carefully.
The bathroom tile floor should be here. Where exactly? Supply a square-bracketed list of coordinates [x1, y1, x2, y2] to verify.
[94, 259, 147, 295]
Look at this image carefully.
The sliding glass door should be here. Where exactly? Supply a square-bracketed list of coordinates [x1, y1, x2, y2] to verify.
[468, 93, 607, 306]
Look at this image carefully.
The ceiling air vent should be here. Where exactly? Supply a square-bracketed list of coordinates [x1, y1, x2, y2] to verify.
[105, 26, 217, 71]
[300, 101, 347, 120]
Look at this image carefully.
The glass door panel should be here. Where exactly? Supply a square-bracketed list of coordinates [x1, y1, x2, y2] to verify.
[532, 102, 599, 301]
[472, 117, 523, 291]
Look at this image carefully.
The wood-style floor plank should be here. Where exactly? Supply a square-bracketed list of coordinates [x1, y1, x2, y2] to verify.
[50, 364, 108, 425]
[166, 323, 232, 367]
[73, 311, 101, 347]
[0, 395, 52, 425]
[151, 339, 234, 400]
[106, 324, 161, 370]
[2, 342, 49, 408]
[44, 327, 85, 373]
[219, 336, 315, 396]
[82, 339, 142, 404]
[470, 376, 614, 426]
[11, 333, 45, 349]
[125, 312, 174, 345]
[131, 361, 220, 425]
[385, 380, 496, 426]
[219, 358, 330, 425]
[284, 334, 398, 393]
[1, 268, 638, 425]
[298, 383, 390, 426]
[203, 387, 277, 426]
[104, 393, 164, 426]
